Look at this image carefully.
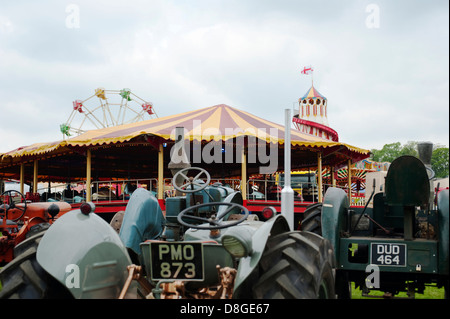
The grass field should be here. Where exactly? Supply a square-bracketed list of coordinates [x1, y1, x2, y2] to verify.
[351, 282, 446, 299]
[0, 279, 445, 299]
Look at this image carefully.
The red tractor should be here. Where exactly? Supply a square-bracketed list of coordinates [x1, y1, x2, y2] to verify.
[0, 190, 71, 265]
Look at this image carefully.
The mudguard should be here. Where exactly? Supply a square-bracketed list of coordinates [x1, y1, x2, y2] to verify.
[437, 188, 449, 275]
[217, 191, 244, 220]
[36, 208, 134, 299]
[233, 215, 290, 298]
[321, 187, 349, 261]
[119, 188, 165, 256]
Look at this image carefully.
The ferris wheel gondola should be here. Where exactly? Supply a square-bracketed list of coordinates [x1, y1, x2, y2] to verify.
[60, 88, 157, 138]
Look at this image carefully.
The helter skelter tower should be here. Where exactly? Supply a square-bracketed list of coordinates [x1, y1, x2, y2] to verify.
[292, 67, 339, 142]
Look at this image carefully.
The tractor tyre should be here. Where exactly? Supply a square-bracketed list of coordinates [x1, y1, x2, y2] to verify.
[0, 232, 72, 299]
[253, 231, 335, 299]
[301, 203, 323, 235]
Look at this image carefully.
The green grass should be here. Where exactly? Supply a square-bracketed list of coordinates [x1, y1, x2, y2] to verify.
[351, 282, 446, 299]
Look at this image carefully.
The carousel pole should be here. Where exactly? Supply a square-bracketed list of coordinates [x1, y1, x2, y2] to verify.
[317, 152, 323, 202]
[331, 166, 336, 187]
[19, 163, 25, 194]
[241, 147, 247, 205]
[33, 160, 38, 193]
[157, 143, 164, 207]
[86, 149, 92, 201]
[347, 158, 352, 204]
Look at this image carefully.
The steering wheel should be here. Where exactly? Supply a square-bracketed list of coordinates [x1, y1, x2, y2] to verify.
[172, 167, 211, 194]
[0, 190, 28, 222]
[177, 202, 249, 230]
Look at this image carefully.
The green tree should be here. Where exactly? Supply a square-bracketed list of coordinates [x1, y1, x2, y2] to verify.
[370, 141, 449, 178]
[371, 142, 405, 162]
[431, 147, 449, 178]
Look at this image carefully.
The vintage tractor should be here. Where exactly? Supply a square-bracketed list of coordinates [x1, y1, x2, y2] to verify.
[0, 166, 336, 299]
[0, 190, 71, 266]
[302, 142, 449, 298]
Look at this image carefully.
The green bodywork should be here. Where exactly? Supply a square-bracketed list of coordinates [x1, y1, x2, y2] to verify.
[119, 188, 165, 256]
[36, 207, 135, 299]
[35, 175, 292, 299]
[321, 155, 449, 294]
[437, 188, 449, 275]
[123, 183, 290, 298]
[139, 214, 290, 297]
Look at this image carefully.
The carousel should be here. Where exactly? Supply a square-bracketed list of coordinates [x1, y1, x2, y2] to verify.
[0, 87, 370, 223]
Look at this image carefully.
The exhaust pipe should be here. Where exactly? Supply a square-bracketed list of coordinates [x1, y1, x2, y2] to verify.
[169, 127, 191, 196]
[417, 141, 434, 204]
[417, 142, 433, 167]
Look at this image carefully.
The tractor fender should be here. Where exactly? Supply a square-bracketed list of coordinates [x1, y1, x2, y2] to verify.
[321, 187, 349, 261]
[119, 188, 165, 256]
[36, 208, 135, 299]
[233, 214, 290, 297]
[217, 191, 244, 220]
[437, 188, 449, 275]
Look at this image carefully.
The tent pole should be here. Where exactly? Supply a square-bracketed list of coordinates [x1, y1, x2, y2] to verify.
[20, 163, 25, 194]
[33, 160, 38, 193]
[331, 165, 336, 187]
[158, 143, 164, 205]
[86, 150, 92, 201]
[317, 152, 323, 202]
[347, 158, 352, 204]
[241, 147, 247, 204]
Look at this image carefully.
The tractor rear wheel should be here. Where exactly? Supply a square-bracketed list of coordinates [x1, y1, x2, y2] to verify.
[301, 203, 323, 235]
[0, 232, 72, 299]
[253, 231, 335, 299]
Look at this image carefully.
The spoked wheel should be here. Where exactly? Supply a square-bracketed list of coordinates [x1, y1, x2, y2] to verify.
[177, 202, 249, 230]
[0, 190, 27, 222]
[172, 167, 211, 194]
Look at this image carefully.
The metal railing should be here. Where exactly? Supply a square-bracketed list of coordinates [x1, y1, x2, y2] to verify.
[32, 177, 367, 206]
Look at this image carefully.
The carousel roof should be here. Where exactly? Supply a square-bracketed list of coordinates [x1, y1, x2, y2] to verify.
[0, 104, 370, 181]
[0, 104, 366, 158]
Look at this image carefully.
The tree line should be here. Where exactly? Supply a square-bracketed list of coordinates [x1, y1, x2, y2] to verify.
[370, 141, 449, 178]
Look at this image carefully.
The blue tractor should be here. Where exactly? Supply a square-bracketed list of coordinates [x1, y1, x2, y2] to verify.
[0, 165, 336, 299]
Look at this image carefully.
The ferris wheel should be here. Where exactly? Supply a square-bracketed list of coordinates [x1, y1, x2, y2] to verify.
[60, 88, 157, 138]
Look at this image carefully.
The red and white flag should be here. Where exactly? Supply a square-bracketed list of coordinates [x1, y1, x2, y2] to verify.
[301, 66, 314, 75]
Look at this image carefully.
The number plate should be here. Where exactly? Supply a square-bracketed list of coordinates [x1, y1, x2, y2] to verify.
[371, 243, 406, 267]
[149, 242, 204, 281]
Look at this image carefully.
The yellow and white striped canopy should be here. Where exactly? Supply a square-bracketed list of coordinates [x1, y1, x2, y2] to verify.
[1, 104, 368, 159]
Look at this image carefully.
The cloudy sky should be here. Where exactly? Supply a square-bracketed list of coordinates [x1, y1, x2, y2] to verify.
[0, 0, 448, 154]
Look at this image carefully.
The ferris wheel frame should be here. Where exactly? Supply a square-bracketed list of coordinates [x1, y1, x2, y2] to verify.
[60, 88, 157, 137]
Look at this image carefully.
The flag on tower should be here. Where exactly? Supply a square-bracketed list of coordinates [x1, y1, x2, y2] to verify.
[301, 66, 314, 75]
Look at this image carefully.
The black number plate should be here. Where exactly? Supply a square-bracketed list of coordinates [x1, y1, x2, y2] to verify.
[149, 242, 204, 281]
[371, 243, 406, 267]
